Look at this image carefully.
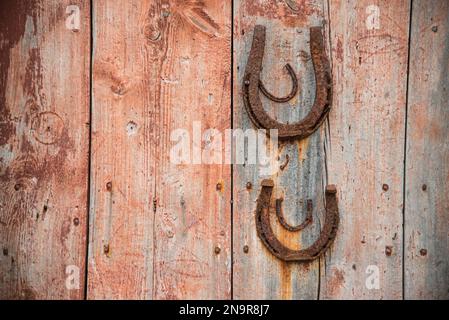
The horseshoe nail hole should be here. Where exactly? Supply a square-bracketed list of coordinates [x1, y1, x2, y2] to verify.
[149, 30, 161, 41]
[126, 121, 138, 136]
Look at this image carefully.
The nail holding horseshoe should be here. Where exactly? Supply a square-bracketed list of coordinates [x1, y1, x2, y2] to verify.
[243, 25, 339, 262]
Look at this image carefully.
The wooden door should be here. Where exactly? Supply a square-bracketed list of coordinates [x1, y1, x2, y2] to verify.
[1, 0, 448, 300]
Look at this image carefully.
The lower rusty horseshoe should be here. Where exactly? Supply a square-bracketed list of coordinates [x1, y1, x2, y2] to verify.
[243, 25, 332, 140]
[255, 179, 339, 262]
[275, 198, 313, 232]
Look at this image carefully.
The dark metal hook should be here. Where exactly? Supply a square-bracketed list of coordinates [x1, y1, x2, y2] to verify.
[259, 63, 298, 103]
[275, 198, 313, 232]
[243, 25, 332, 141]
[255, 179, 339, 262]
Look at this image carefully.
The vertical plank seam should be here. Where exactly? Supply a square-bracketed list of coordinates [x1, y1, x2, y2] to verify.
[84, 0, 94, 300]
[230, 0, 235, 301]
[317, 0, 334, 301]
[152, 171, 157, 300]
[402, 0, 414, 301]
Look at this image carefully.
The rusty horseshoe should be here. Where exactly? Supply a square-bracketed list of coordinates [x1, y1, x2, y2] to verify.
[243, 25, 332, 140]
[255, 179, 339, 262]
[245, 25, 338, 262]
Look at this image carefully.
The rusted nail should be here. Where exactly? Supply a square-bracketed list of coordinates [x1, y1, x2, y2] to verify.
[214, 246, 221, 254]
[279, 154, 290, 171]
[73, 217, 80, 226]
[420, 248, 427, 256]
[382, 184, 389, 191]
[103, 244, 110, 255]
[246, 182, 252, 190]
[3, 248, 8, 256]
[14, 184, 21, 191]
[216, 182, 223, 191]
[422, 184, 427, 191]
[431, 26, 438, 32]
[243, 245, 249, 253]
[153, 197, 157, 213]
[385, 246, 393, 256]
[106, 181, 112, 191]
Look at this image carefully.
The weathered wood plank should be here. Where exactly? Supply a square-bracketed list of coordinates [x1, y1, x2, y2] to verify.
[320, 0, 410, 299]
[405, 0, 449, 300]
[88, 0, 231, 299]
[233, 0, 328, 299]
[88, 0, 157, 299]
[152, 0, 231, 300]
[0, 0, 90, 299]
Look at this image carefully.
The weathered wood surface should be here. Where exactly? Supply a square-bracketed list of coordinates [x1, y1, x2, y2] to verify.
[88, 0, 231, 299]
[1, 0, 449, 300]
[321, 0, 410, 299]
[0, 0, 90, 299]
[233, 0, 329, 299]
[405, 0, 449, 300]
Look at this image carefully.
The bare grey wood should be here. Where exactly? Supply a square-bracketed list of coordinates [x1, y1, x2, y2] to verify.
[405, 0, 449, 300]
[320, 0, 410, 299]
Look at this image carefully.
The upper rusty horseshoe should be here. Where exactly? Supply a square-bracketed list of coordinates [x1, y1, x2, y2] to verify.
[243, 25, 332, 141]
[255, 179, 339, 262]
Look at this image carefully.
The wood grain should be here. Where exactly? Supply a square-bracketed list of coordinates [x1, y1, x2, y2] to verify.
[233, 0, 328, 299]
[321, 0, 410, 299]
[152, 0, 231, 300]
[88, 0, 231, 299]
[0, 0, 90, 299]
[404, 0, 449, 300]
